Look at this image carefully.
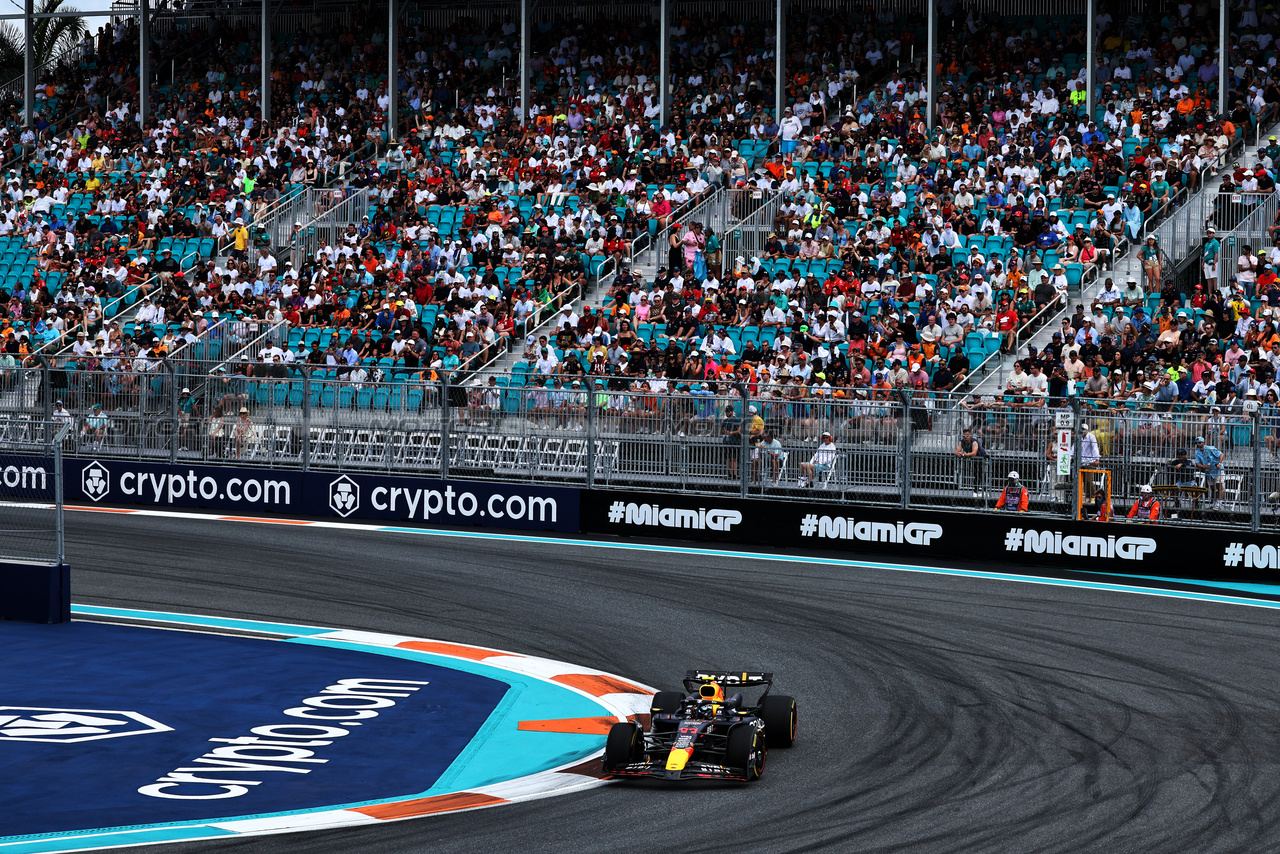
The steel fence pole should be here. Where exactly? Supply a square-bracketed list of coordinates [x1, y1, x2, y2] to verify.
[22, 0, 32, 127]
[1253, 407, 1263, 532]
[164, 359, 178, 463]
[774, 0, 785, 129]
[738, 383, 750, 498]
[659, 0, 669, 128]
[301, 366, 311, 471]
[1219, 0, 1228, 120]
[1070, 396, 1083, 519]
[260, 0, 270, 124]
[53, 427, 64, 566]
[586, 384, 596, 489]
[440, 371, 451, 480]
[387, 0, 397, 142]
[519, 0, 529, 127]
[925, 0, 935, 132]
[140, 0, 150, 129]
[897, 389, 911, 509]
[36, 354, 52, 444]
[1085, 0, 1095, 122]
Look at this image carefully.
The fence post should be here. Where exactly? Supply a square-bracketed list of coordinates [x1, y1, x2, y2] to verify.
[53, 422, 64, 566]
[586, 381, 596, 489]
[301, 366, 311, 471]
[1069, 396, 1083, 519]
[737, 382, 749, 499]
[440, 370, 451, 480]
[36, 354, 52, 444]
[1253, 406, 1263, 532]
[897, 389, 911, 509]
[163, 358, 178, 463]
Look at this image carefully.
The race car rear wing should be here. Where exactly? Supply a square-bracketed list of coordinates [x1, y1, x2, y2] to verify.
[684, 670, 773, 687]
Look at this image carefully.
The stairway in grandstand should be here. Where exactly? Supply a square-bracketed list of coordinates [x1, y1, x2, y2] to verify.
[478, 185, 750, 380]
[970, 117, 1280, 396]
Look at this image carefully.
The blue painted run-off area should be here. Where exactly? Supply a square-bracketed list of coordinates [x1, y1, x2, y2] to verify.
[0, 621, 506, 837]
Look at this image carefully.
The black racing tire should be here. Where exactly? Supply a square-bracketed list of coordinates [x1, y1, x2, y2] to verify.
[603, 721, 643, 772]
[725, 723, 765, 781]
[760, 694, 797, 747]
[650, 690, 685, 715]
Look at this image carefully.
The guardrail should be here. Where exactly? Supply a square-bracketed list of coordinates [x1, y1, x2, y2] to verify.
[3, 360, 1275, 532]
[717, 187, 786, 265]
[290, 188, 379, 266]
[0, 38, 86, 101]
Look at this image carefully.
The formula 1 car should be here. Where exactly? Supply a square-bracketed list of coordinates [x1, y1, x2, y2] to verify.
[602, 671, 797, 782]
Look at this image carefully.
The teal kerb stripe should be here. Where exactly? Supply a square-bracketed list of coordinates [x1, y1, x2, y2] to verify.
[0, 824, 233, 853]
[71, 604, 334, 635]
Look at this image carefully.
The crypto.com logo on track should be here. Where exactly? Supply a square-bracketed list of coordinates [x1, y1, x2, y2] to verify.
[0, 708, 172, 743]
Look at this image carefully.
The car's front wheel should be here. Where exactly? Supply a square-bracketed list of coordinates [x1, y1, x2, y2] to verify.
[760, 694, 797, 747]
[603, 721, 643, 772]
[650, 690, 684, 715]
[726, 723, 765, 781]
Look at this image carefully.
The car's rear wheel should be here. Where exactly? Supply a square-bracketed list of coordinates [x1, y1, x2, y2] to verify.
[726, 724, 765, 781]
[603, 721, 643, 772]
[650, 690, 684, 715]
[760, 694, 797, 747]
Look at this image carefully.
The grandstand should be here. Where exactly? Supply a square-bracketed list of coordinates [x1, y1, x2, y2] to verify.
[0, 0, 1279, 526]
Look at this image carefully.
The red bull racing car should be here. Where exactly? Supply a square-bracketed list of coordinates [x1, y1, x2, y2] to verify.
[602, 670, 797, 782]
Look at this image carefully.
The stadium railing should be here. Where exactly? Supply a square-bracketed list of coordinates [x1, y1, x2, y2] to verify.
[1, 357, 1275, 531]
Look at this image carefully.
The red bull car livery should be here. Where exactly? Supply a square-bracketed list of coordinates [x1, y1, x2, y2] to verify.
[602, 671, 797, 782]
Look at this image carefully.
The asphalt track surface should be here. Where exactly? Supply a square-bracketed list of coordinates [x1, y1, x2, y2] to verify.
[67, 511, 1280, 854]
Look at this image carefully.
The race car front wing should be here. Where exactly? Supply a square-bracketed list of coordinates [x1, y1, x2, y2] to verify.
[607, 758, 754, 782]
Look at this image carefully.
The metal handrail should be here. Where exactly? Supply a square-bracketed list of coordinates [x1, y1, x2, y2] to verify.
[211, 319, 290, 368]
[0, 36, 85, 101]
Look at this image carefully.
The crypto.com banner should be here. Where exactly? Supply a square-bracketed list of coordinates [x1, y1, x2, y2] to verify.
[45, 457, 577, 534]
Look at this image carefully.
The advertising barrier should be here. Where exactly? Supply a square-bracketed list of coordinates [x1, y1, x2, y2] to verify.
[64, 458, 303, 514]
[7, 455, 1280, 582]
[308, 471, 577, 532]
[50, 457, 579, 534]
[579, 488, 1280, 582]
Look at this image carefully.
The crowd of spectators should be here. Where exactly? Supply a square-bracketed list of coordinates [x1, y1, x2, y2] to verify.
[1, 1, 1279, 449]
[509, 6, 1280, 421]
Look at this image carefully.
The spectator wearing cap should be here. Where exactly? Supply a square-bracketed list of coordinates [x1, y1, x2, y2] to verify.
[80, 404, 107, 448]
[1194, 436, 1226, 509]
[1121, 276, 1146, 308]
[155, 248, 181, 285]
[1204, 228, 1221, 291]
[799, 432, 838, 487]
